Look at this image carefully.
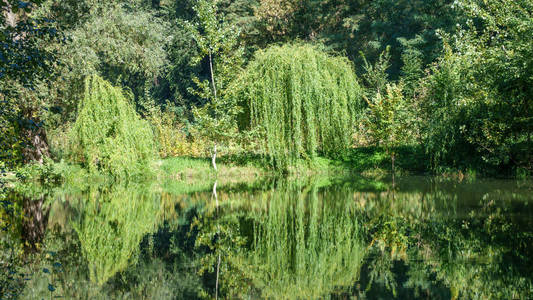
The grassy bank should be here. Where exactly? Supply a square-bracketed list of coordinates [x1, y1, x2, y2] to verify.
[10, 144, 528, 196]
[3, 147, 429, 192]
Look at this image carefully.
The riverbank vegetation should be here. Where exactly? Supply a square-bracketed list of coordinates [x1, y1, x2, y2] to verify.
[1, 0, 532, 187]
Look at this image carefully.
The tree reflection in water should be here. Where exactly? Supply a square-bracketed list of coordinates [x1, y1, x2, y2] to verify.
[3, 176, 531, 299]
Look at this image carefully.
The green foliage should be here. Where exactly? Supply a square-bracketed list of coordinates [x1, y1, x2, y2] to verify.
[149, 110, 198, 158]
[419, 0, 533, 172]
[233, 43, 364, 171]
[33, 0, 170, 122]
[0, 191, 25, 299]
[0, 0, 60, 166]
[243, 182, 367, 298]
[3, 0, 532, 180]
[417, 45, 476, 169]
[184, 0, 244, 145]
[360, 48, 392, 97]
[74, 184, 160, 286]
[248, 0, 460, 77]
[320, 0, 460, 77]
[363, 83, 411, 159]
[359, 48, 416, 172]
[68, 75, 155, 178]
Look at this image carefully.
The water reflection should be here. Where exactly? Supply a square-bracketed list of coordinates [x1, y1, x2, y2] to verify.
[2, 176, 532, 299]
[74, 184, 160, 286]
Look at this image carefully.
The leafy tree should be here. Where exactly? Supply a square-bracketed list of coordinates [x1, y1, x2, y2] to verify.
[363, 83, 410, 177]
[184, 0, 244, 153]
[68, 75, 155, 178]
[233, 43, 364, 171]
[318, 0, 460, 77]
[420, 0, 533, 172]
[0, 0, 60, 167]
[32, 0, 170, 122]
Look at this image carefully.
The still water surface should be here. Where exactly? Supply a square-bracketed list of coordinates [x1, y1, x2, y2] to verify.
[5, 176, 533, 299]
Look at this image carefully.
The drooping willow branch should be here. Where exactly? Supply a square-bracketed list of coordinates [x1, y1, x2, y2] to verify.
[68, 74, 154, 178]
[232, 44, 364, 171]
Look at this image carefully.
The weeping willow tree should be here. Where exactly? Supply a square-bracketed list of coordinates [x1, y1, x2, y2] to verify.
[68, 75, 155, 178]
[232, 44, 364, 170]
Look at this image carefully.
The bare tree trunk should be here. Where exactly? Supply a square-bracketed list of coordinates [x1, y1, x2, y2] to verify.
[22, 125, 50, 164]
[212, 143, 217, 171]
[209, 51, 217, 101]
[3, 0, 18, 27]
[208, 51, 219, 170]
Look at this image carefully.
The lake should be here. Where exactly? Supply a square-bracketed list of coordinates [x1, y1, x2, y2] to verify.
[3, 175, 532, 299]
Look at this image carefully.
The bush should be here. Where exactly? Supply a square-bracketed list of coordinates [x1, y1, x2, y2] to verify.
[68, 75, 155, 178]
[148, 109, 211, 158]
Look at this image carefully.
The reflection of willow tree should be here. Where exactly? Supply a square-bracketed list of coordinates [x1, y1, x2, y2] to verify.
[196, 179, 367, 299]
[246, 182, 366, 299]
[73, 184, 160, 286]
[19, 187, 206, 299]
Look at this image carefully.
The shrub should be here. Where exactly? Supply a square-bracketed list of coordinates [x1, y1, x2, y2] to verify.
[68, 75, 155, 178]
[148, 109, 212, 158]
[149, 110, 189, 158]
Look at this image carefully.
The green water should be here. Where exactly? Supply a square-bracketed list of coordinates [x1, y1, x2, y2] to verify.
[2, 176, 532, 299]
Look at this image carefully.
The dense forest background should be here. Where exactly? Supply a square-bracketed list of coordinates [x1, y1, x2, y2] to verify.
[1, 0, 532, 177]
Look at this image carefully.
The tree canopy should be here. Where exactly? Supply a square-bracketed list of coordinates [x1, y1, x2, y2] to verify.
[233, 44, 364, 170]
[68, 75, 154, 178]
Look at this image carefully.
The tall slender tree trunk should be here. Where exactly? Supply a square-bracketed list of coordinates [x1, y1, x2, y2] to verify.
[209, 51, 217, 101]
[208, 50, 219, 171]
[212, 143, 217, 171]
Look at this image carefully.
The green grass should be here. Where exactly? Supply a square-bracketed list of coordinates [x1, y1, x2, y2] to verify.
[8, 145, 446, 197]
[155, 156, 264, 180]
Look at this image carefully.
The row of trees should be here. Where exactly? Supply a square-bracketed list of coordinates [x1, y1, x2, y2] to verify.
[1, 0, 532, 175]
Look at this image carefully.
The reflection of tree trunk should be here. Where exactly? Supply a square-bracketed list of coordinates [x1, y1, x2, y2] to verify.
[391, 153, 395, 190]
[215, 253, 221, 300]
[213, 180, 218, 207]
[22, 125, 50, 163]
[22, 196, 50, 250]
[213, 179, 220, 300]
